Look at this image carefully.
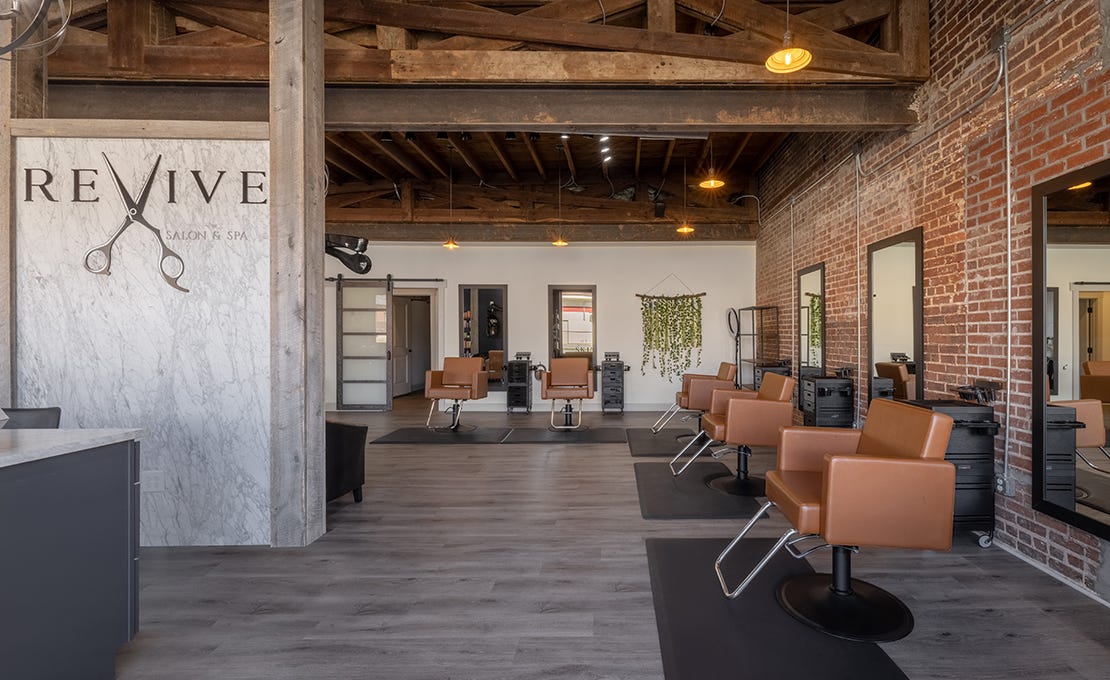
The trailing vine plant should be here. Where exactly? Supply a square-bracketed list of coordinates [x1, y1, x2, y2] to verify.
[808, 293, 824, 366]
[637, 292, 705, 380]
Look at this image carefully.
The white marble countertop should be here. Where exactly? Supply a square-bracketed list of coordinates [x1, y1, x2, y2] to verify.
[0, 429, 144, 469]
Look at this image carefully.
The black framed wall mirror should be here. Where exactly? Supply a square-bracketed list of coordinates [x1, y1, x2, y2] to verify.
[798, 263, 825, 379]
[1033, 158, 1110, 540]
[868, 228, 924, 401]
[459, 285, 508, 390]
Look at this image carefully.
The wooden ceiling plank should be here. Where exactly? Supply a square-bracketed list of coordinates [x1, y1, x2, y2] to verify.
[520, 133, 548, 181]
[108, 0, 150, 71]
[356, 131, 429, 180]
[429, 0, 644, 52]
[329, 133, 398, 182]
[403, 135, 451, 178]
[798, 0, 893, 32]
[482, 132, 520, 182]
[634, 138, 643, 181]
[325, 147, 379, 185]
[163, 2, 268, 41]
[329, 0, 900, 70]
[324, 221, 756, 242]
[447, 133, 487, 182]
[62, 26, 109, 46]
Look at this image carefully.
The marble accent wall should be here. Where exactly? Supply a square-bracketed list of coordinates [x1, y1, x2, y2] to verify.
[14, 138, 271, 546]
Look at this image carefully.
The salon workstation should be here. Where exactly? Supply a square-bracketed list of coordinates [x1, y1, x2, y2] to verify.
[2, 1, 1109, 679]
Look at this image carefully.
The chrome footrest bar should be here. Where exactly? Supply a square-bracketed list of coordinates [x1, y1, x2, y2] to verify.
[668, 431, 714, 476]
[715, 501, 793, 599]
[651, 402, 681, 433]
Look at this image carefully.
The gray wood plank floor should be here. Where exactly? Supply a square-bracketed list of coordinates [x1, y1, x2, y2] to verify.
[115, 395, 1110, 679]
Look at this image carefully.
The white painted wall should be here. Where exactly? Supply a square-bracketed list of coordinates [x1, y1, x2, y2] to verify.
[324, 243, 756, 410]
[14, 138, 271, 547]
[1048, 245, 1110, 399]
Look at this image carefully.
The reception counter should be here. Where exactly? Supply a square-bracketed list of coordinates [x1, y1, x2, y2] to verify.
[0, 429, 143, 680]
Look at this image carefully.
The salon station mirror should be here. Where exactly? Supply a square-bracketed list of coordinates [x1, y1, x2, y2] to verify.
[798, 263, 825, 379]
[459, 285, 508, 390]
[1033, 159, 1110, 540]
[868, 228, 924, 401]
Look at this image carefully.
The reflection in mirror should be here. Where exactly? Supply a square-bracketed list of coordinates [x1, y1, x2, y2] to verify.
[459, 285, 507, 390]
[868, 228, 924, 401]
[1035, 160, 1110, 540]
[798, 263, 825, 378]
[549, 285, 596, 365]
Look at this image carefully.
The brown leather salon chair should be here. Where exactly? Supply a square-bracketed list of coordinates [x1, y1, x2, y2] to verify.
[539, 357, 594, 429]
[651, 362, 737, 434]
[1053, 399, 1110, 471]
[1080, 361, 1110, 402]
[669, 373, 795, 497]
[487, 350, 505, 385]
[874, 361, 916, 399]
[715, 398, 955, 642]
[425, 357, 489, 430]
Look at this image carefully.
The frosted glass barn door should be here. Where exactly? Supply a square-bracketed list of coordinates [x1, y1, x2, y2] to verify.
[337, 280, 392, 410]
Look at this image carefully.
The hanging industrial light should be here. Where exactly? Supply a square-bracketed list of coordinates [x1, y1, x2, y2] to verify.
[765, 0, 812, 74]
[443, 150, 460, 250]
[699, 138, 724, 190]
[552, 238, 569, 247]
[677, 157, 694, 235]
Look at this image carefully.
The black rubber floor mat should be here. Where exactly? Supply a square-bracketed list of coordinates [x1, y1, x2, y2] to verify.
[626, 428, 704, 456]
[634, 462, 760, 519]
[370, 427, 512, 444]
[500, 427, 627, 444]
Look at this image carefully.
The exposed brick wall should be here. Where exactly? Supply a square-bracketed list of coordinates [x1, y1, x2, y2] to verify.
[756, 0, 1108, 592]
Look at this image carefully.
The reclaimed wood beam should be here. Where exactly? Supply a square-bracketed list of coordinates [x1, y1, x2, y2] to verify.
[1047, 225, 1110, 244]
[329, 0, 892, 70]
[559, 140, 578, 183]
[520, 132, 548, 180]
[159, 26, 263, 46]
[447, 133, 487, 182]
[430, 0, 642, 51]
[108, 0, 149, 70]
[483, 132, 520, 182]
[647, 0, 676, 33]
[678, 0, 886, 53]
[402, 134, 451, 178]
[659, 139, 675, 178]
[356, 131, 428, 180]
[798, 0, 893, 32]
[329, 133, 398, 182]
[325, 146, 381, 185]
[634, 138, 643, 181]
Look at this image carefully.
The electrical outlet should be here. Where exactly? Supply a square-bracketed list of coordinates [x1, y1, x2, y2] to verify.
[994, 474, 1006, 494]
[143, 469, 165, 493]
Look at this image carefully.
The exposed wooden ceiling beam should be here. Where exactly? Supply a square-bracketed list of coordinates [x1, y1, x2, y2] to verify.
[326, 0, 909, 77]
[559, 141, 577, 183]
[324, 147, 380, 186]
[634, 138, 643, 181]
[430, 0, 643, 52]
[402, 134, 451, 178]
[356, 131, 428, 180]
[108, 0, 149, 71]
[659, 139, 676, 178]
[520, 133, 548, 180]
[446, 133, 487, 182]
[328, 133, 398, 182]
[482, 132, 520, 182]
[325, 221, 757, 242]
[799, 0, 894, 32]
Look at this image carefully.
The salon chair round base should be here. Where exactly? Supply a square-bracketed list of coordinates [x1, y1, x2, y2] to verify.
[705, 473, 765, 497]
[776, 573, 914, 643]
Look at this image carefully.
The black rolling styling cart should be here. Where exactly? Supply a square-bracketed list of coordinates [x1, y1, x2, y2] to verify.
[506, 353, 533, 413]
[597, 352, 629, 413]
[905, 399, 1001, 547]
[1044, 403, 1079, 510]
[800, 376, 854, 428]
[754, 364, 791, 390]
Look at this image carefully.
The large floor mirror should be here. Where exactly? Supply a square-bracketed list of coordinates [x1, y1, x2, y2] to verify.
[459, 284, 507, 390]
[868, 228, 924, 400]
[798, 263, 825, 378]
[1033, 158, 1110, 540]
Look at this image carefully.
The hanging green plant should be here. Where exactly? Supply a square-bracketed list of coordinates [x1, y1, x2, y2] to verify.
[807, 293, 823, 366]
[637, 292, 705, 380]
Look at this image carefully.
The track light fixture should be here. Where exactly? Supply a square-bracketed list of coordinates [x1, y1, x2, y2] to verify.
[380, 131, 393, 142]
[460, 131, 472, 141]
[505, 131, 517, 141]
[405, 131, 416, 141]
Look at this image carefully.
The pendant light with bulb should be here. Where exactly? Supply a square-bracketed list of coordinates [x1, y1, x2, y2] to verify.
[699, 137, 724, 190]
[443, 146, 460, 249]
[765, 0, 812, 74]
[677, 157, 694, 235]
[553, 164, 569, 246]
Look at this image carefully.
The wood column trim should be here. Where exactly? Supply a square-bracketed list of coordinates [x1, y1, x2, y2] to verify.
[269, 0, 326, 548]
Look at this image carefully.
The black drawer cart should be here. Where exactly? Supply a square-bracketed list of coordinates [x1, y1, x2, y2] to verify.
[506, 354, 533, 413]
[596, 352, 629, 413]
[800, 376, 854, 428]
[905, 399, 1001, 548]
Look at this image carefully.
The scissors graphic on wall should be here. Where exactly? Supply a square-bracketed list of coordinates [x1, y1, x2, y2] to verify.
[84, 153, 189, 293]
